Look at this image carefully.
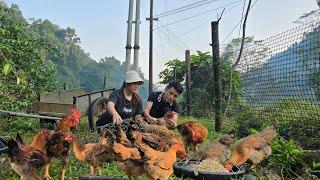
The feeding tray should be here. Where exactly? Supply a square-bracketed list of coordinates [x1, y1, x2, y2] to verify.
[0, 137, 8, 154]
[173, 160, 245, 180]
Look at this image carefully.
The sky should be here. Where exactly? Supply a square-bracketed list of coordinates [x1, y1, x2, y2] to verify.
[2, 0, 319, 83]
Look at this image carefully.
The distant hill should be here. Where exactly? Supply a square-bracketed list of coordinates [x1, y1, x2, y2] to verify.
[239, 21, 320, 105]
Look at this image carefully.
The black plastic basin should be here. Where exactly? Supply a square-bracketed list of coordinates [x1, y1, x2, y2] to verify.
[0, 137, 8, 154]
[173, 160, 245, 180]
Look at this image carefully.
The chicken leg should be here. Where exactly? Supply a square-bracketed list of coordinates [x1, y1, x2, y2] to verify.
[44, 164, 52, 180]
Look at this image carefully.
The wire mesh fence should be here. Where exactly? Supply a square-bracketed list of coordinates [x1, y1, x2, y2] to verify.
[224, 19, 320, 149]
[235, 19, 320, 106]
[176, 19, 320, 149]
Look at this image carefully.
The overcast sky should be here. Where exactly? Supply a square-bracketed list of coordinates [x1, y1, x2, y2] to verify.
[3, 0, 318, 83]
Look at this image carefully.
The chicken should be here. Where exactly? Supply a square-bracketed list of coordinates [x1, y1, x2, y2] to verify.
[45, 131, 73, 179]
[112, 133, 145, 180]
[7, 130, 49, 180]
[224, 121, 277, 171]
[72, 135, 115, 175]
[133, 131, 188, 159]
[113, 143, 141, 161]
[157, 111, 178, 130]
[248, 145, 272, 165]
[192, 133, 234, 163]
[177, 122, 208, 152]
[140, 123, 175, 140]
[117, 160, 145, 180]
[135, 136, 186, 180]
[133, 131, 167, 152]
[44, 108, 81, 180]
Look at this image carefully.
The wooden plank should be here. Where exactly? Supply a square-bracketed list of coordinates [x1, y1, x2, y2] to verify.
[40, 88, 86, 103]
[39, 91, 60, 103]
[32, 102, 74, 114]
[75, 90, 112, 114]
[59, 88, 86, 103]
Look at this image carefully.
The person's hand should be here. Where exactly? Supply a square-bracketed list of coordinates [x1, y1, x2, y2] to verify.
[147, 116, 158, 124]
[165, 113, 178, 129]
[112, 113, 123, 125]
[165, 119, 176, 129]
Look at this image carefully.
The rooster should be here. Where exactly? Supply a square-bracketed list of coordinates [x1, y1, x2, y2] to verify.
[177, 122, 208, 152]
[44, 108, 80, 180]
[7, 130, 50, 180]
[224, 121, 277, 171]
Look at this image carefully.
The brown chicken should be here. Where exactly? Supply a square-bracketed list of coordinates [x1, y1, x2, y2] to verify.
[117, 159, 145, 180]
[72, 135, 115, 175]
[177, 122, 208, 152]
[224, 121, 277, 171]
[113, 131, 144, 180]
[7, 130, 50, 180]
[113, 143, 141, 161]
[157, 111, 179, 130]
[135, 136, 186, 180]
[44, 108, 80, 180]
[192, 133, 234, 163]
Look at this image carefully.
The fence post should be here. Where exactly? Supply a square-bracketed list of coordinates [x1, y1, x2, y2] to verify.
[103, 75, 107, 89]
[211, 21, 222, 132]
[185, 50, 191, 116]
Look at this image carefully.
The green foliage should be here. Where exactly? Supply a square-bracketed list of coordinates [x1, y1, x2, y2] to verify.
[159, 51, 241, 117]
[269, 138, 307, 176]
[232, 99, 320, 150]
[232, 107, 269, 137]
[0, 2, 58, 111]
[275, 99, 320, 150]
[0, 2, 149, 114]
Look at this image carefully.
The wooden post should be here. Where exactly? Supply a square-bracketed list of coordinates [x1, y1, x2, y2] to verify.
[185, 50, 191, 116]
[174, 62, 177, 81]
[211, 21, 222, 132]
[103, 75, 107, 89]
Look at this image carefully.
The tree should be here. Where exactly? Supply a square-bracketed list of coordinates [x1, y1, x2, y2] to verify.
[159, 51, 241, 117]
[0, 2, 57, 111]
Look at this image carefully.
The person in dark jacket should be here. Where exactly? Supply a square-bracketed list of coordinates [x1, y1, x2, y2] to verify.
[96, 70, 144, 128]
[143, 81, 183, 129]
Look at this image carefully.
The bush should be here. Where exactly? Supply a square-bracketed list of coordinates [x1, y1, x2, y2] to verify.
[276, 100, 320, 150]
[232, 107, 273, 137]
[268, 138, 307, 177]
[232, 99, 320, 149]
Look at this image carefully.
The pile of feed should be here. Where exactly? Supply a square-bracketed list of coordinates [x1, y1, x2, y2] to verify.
[195, 159, 229, 173]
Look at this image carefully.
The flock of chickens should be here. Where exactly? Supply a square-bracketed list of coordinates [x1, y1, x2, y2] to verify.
[4, 108, 277, 180]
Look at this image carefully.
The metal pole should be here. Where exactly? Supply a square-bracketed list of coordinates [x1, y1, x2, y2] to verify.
[185, 50, 191, 116]
[0, 110, 62, 120]
[125, 0, 134, 72]
[147, 0, 157, 94]
[211, 21, 222, 132]
[133, 0, 141, 71]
